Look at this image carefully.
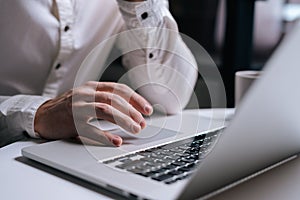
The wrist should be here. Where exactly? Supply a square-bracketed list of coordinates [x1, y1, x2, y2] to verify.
[34, 100, 51, 137]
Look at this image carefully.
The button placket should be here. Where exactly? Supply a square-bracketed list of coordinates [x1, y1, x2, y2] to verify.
[64, 25, 70, 32]
[141, 12, 148, 20]
[149, 53, 154, 59]
[55, 63, 62, 70]
[135, 0, 163, 27]
[147, 50, 157, 62]
[42, 0, 75, 97]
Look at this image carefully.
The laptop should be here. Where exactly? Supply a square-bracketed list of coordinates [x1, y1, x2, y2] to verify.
[22, 22, 300, 200]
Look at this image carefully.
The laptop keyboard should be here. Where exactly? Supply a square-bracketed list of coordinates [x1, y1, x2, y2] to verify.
[103, 129, 222, 185]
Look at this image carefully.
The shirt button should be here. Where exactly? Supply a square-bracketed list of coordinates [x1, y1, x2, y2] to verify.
[55, 63, 61, 70]
[141, 12, 148, 20]
[64, 25, 70, 32]
[149, 53, 154, 59]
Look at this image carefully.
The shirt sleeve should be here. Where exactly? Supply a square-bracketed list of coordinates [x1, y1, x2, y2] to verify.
[0, 95, 51, 139]
[116, 0, 198, 114]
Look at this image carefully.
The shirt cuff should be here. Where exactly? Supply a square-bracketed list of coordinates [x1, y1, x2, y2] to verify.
[0, 95, 51, 138]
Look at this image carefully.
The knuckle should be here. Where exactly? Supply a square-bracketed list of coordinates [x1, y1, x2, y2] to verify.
[111, 93, 123, 105]
[73, 87, 95, 101]
[84, 81, 96, 87]
[97, 92, 113, 104]
[106, 92, 114, 103]
[96, 103, 111, 115]
[71, 89, 81, 98]
[84, 81, 99, 91]
[118, 83, 131, 92]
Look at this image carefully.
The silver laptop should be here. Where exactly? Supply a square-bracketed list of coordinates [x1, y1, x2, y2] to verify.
[22, 23, 300, 200]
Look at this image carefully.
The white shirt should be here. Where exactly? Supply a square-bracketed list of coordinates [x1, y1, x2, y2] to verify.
[0, 0, 197, 141]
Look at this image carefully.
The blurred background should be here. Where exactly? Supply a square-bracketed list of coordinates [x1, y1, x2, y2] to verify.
[102, 0, 300, 108]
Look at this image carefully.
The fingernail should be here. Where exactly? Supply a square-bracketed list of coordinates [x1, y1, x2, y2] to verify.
[131, 124, 141, 134]
[112, 136, 122, 146]
[144, 104, 153, 115]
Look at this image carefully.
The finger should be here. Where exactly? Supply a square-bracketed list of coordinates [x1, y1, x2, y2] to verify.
[93, 102, 142, 134]
[73, 101, 142, 132]
[88, 82, 153, 116]
[102, 131, 123, 147]
[78, 124, 123, 147]
[127, 90, 153, 116]
[95, 91, 146, 129]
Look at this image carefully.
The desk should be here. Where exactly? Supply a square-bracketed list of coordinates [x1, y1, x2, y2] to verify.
[1, 109, 299, 200]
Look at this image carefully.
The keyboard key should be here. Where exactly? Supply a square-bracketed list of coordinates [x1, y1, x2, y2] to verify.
[178, 165, 195, 172]
[162, 164, 178, 171]
[137, 151, 151, 156]
[169, 148, 184, 154]
[181, 157, 197, 163]
[172, 161, 187, 166]
[151, 174, 173, 182]
[168, 170, 184, 176]
[116, 160, 144, 170]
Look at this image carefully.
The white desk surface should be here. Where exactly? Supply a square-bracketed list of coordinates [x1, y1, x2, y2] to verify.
[1, 109, 300, 200]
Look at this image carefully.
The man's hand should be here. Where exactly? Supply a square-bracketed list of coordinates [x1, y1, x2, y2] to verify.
[34, 82, 153, 146]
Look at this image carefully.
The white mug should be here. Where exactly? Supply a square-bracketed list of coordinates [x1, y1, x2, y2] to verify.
[235, 70, 261, 106]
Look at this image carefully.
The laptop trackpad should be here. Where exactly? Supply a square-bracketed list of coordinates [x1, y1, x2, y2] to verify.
[83, 126, 179, 161]
[117, 126, 179, 151]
